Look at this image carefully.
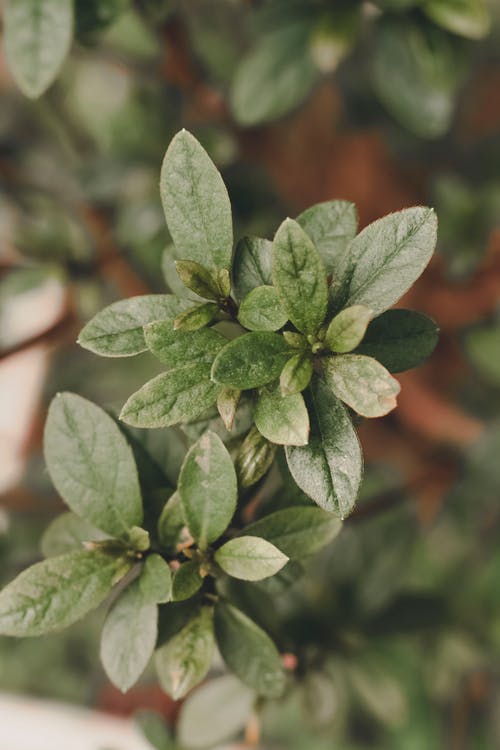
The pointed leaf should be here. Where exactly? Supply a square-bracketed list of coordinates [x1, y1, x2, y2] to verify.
[155, 607, 215, 700]
[214, 601, 286, 697]
[355, 309, 439, 372]
[78, 295, 189, 357]
[101, 580, 158, 692]
[232, 237, 272, 301]
[286, 377, 362, 518]
[255, 384, 309, 446]
[237, 285, 288, 332]
[160, 130, 233, 270]
[178, 431, 237, 549]
[235, 427, 276, 489]
[244, 507, 342, 559]
[173, 302, 219, 332]
[272, 218, 328, 335]
[325, 305, 373, 353]
[140, 554, 172, 604]
[0, 549, 132, 637]
[211, 332, 291, 389]
[174, 260, 222, 301]
[217, 387, 241, 431]
[44, 393, 143, 538]
[215, 537, 288, 581]
[296, 200, 358, 273]
[325, 354, 401, 418]
[3, 0, 73, 99]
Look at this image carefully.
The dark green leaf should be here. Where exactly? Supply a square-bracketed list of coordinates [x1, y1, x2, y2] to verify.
[272, 218, 328, 335]
[214, 601, 286, 697]
[345, 207, 438, 314]
[244, 506, 342, 559]
[100, 579, 158, 692]
[235, 426, 276, 488]
[155, 607, 214, 700]
[215, 537, 288, 581]
[140, 554, 172, 604]
[211, 332, 291, 389]
[232, 236, 272, 301]
[296, 200, 358, 273]
[286, 377, 362, 518]
[178, 431, 237, 549]
[160, 130, 233, 270]
[3, 0, 73, 98]
[144, 321, 227, 368]
[78, 295, 189, 357]
[172, 561, 203, 602]
[324, 354, 401, 418]
[173, 302, 219, 332]
[255, 384, 309, 446]
[134, 710, 175, 750]
[0, 549, 132, 637]
[44, 393, 143, 538]
[238, 286, 288, 332]
[175, 260, 222, 301]
[355, 309, 439, 372]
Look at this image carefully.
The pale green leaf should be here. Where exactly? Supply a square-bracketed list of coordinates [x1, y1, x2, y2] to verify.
[40, 512, 107, 558]
[215, 537, 288, 581]
[424, 0, 490, 40]
[211, 332, 291, 389]
[140, 554, 172, 604]
[157, 492, 189, 554]
[160, 130, 233, 270]
[0, 549, 132, 637]
[44, 393, 143, 538]
[280, 353, 313, 396]
[237, 285, 288, 332]
[144, 321, 227, 368]
[232, 236, 272, 301]
[325, 305, 373, 353]
[214, 601, 286, 697]
[217, 387, 241, 432]
[325, 354, 401, 418]
[286, 377, 362, 518]
[255, 384, 309, 446]
[272, 218, 328, 335]
[244, 506, 342, 559]
[178, 431, 237, 549]
[155, 607, 215, 700]
[78, 295, 189, 357]
[101, 579, 158, 692]
[172, 561, 203, 602]
[296, 200, 358, 273]
[3, 0, 73, 98]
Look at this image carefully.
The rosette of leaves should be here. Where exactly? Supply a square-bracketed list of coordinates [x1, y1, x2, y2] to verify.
[79, 130, 439, 518]
[0, 391, 342, 706]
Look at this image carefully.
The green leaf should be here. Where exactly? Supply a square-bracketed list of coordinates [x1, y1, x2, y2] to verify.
[178, 431, 237, 549]
[215, 537, 288, 581]
[217, 387, 241, 432]
[211, 332, 291, 389]
[272, 218, 328, 335]
[296, 200, 358, 273]
[373, 19, 464, 139]
[244, 507, 342, 559]
[355, 309, 439, 372]
[325, 354, 401, 418]
[44, 393, 143, 538]
[286, 377, 362, 518]
[40, 512, 107, 558]
[230, 23, 318, 126]
[162, 244, 202, 301]
[3, 0, 73, 99]
[145, 320, 227, 368]
[174, 260, 222, 301]
[155, 607, 215, 700]
[160, 130, 233, 270]
[214, 601, 286, 697]
[0, 549, 132, 637]
[134, 710, 175, 750]
[325, 305, 373, 353]
[126, 526, 150, 552]
[120, 364, 220, 429]
[232, 236, 272, 301]
[238, 286, 288, 332]
[140, 554, 172, 604]
[280, 353, 313, 396]
[235, 426, 276, 488]
[78, 295, 189, 357]
[344, 207, 438, 315]
[424, 0, 490, 40]
[172, 561, 203, 602]
[100, 579, 158, 692]
[255, 384, 309, 446]
[178, 675, 254, 749]
[158, 491, 189, 554]
[463, 321, 500, 386]
[173, 302, 219, 332]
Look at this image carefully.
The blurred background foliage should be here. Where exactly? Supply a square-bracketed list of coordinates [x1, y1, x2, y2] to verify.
[1, 0, 500, 748]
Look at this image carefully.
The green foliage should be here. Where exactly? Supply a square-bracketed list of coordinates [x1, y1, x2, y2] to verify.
[214, 536, 288, 581]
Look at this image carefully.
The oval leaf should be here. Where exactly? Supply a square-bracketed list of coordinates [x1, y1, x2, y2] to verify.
[280, 352, 313, 396]
[41, 512, 107, 559]
[215, 536, 288, 581]
[325, 354, 401, 418]
[140, 554, 172, 604]
[101, 579, 158, 692]
[232, 237, 272, 301]
[211, 332, 291, 390]
[145, 321, 227, 368]
[286, 377, 363, 518]
[244, 507, 342, 559]
[172, 561, 203, 602]
[296, 199, 358, 273]
[0, 549, 132, 637]
[325, 305, 373, 353]
[160, 130, 233, 270]
[237, 285, 288, 332]
[255, 384, 310, 446]
[178, 431, 237, 549]
[44, 393, 143, 538]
